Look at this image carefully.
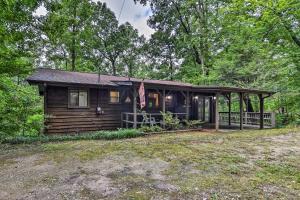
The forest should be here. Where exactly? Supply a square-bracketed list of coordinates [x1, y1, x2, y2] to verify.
[0, 0, 299, 137]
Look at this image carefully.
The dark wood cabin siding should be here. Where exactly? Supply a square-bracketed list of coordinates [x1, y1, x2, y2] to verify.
[45, 86, 131, 134]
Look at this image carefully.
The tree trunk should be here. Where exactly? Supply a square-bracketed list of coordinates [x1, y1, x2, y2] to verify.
[71, 6, 77, 71]
[174, 4, 204, 68]
[112, 60, 116, 76]
[62, 48, 68, 70]
[128, 64, 132, 77]
[243, 96, 254, 112]
[168, 50, 173, 81]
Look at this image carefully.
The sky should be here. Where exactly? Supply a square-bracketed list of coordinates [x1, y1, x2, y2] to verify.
[34, 0, 155, 38]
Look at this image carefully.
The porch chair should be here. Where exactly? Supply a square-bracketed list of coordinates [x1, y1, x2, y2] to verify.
[141, 111, 156, 126]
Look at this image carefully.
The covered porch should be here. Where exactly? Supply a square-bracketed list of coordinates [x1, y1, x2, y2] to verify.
[120, 83, 275, 130]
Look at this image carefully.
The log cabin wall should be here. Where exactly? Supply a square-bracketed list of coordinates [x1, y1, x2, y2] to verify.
[45, 85, 132, 134]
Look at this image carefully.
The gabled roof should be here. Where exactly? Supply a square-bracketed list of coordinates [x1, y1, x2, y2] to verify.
[27, 68, 275, 94]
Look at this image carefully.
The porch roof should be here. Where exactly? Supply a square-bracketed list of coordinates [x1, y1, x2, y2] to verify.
[27, 68, 275, 95]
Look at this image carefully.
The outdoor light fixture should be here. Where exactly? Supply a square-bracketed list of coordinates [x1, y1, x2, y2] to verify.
[166, 95, 172, 100]
[194, 96, 199, 100]
[96, 106, 104, 115]
[213, 96, 217, 100]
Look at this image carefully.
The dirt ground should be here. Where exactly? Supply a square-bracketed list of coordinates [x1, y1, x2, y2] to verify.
[0, 128, 299, 200]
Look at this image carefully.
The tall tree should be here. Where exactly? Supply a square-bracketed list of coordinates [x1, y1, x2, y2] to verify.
[0, 0, 43, 137]
[42, 0, 93, 71]
[145, 31, 180, 80]
[87, 2, 143, 76]
[212, 0, 300, 115]
[136, 0, 224, 77]
[0, 0, 39, 77]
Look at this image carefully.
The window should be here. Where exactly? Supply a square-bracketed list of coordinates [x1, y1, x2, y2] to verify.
[110, 90, 120, 103]
[69, 89, 88, 108]
[148, 92, 160, 108]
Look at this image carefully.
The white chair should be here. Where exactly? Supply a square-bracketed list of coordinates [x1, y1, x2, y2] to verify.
[141, 111, 156, 126]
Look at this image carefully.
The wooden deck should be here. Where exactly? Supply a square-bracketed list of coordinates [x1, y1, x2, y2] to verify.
[121, 111, 276, 129]
[202, 123, 273, 130]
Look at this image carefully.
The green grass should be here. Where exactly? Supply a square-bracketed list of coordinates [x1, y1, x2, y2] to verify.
[0, 127, 299, 199]
[0, 128, 143, 144]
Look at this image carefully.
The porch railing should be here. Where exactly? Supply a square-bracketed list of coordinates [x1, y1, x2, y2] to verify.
[121, 112, 187, 128]
[219, 112, 276, 127]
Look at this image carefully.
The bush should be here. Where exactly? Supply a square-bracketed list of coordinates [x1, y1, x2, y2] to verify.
[25, 114, 44, 136]
[275, 113, 299, 128]
[1, 129, 144, 144]
[160, 111, 180, 130]
[139, 125, 163, 133]
[0, 78, 43, 138]
[183, 120, 204, 129]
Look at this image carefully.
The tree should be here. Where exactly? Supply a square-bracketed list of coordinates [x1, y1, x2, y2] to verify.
[0, 0, 43, 137]
[0, 0, 39, 77]
[87, 2, 144, 76]
[42, 0, 93, 71]
[136, 0, 225, 77]
[219, 0, 300, 117]
[145, 31, 180, 80]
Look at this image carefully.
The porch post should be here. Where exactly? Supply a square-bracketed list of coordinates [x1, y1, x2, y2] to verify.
[215, 93, 220, 131]
[209, 97, 214, 123]
[162, 89, 166, 113]
[186, 91, 190, 120]
[43, 83, 47, 116]
[239, 92, 244, 130]
[259, 94, 264, 129]
[162, 89, 166, 128]
[228, 93, 231, 126]
[202, 97, 205, 121]
[133, 86, 137, 129]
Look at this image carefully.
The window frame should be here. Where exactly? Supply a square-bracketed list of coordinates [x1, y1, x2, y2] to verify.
[109, 90, 120, 104]
[68, 88, 90, 109]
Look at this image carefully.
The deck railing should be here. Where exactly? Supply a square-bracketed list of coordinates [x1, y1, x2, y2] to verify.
[121, 112, 187, 128]
[219, 112, 276, 127]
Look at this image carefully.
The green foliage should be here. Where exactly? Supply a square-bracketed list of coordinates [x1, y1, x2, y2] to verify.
[1, 129, 143, 144]
[139, 125, 163, 133]
[161, 111, 180, 130]
[0, 1, 43, 139]
[0, 77, 43, 138]
[41, 1, 145, 76]
[183, 120, 204, 129]
[0, 0, 38, 76]
[26, 114, 44, 136]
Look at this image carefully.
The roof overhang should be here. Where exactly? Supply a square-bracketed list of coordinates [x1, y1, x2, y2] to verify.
[27, 68, 275, 96]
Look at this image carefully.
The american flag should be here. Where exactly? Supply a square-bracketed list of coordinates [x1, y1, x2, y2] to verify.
[139, 82, 145, 109]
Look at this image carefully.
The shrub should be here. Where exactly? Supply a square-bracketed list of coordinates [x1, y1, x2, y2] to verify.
[160, 111, 180, 130]
[275, 113, 298, 128]
[183, 120, 204, 129]
[25, 114, 44, 136]
[0, 78, 43, 139]
[139, 125, 163, 133]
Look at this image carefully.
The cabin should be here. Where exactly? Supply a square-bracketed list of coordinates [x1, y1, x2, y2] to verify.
[27, 68, 275, 134]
